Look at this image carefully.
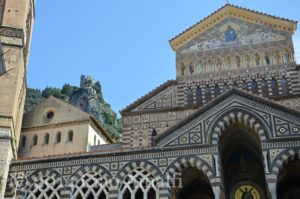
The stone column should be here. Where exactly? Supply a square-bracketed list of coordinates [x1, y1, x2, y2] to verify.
[60, 186, 72, 199]
[214, 155, 220, 177]
[108, 180, 119, 199]
[0, 128, 13, 198]
[263, 151, 270, 174]
[212, 185, 222, 199]
[267, 182, 277, 199]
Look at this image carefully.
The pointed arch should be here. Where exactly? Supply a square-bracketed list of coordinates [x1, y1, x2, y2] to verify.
[214, 84, 220, 97]
[165, 156, 216, 199]
[116, 160, 162, 182]
[67, 164, 112, 199]
[164, 156, 214, 182]
[252, 80, 259, 94]
[205, 86, 211, 102]
[281, 77, 289, 96]
[116, 161, 163, 199]
[187, 87, 193, 106]
[261, 79, 269, 97]
[270, 149, 300, 177]
[20, 169, 63, 199]
[223, 83, 229, 93]
[208, 108, 269, 145]
[196, 86, 202, 105]
[232, 81, 238, 88]
[273, 149, 300, 198]
[271, 78, 279, 96]
[242, 80, 248, 91]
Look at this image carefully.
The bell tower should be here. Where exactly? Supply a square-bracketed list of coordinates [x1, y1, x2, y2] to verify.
[0, 0, 34, 196]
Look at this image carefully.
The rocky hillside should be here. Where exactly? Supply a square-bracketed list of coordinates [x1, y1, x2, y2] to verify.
[25, 76, 121, 141]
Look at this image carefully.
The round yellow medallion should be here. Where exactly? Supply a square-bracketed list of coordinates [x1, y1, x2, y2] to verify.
[234, 185, 260, 199]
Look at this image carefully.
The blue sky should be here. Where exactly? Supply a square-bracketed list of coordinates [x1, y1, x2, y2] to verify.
[28, 1, 300, 115]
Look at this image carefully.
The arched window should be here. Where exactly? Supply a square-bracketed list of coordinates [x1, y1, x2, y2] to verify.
[261, 79, 269, 97]
[252, 80, 258, 94]
[242, 81, 248, 91]
[187, 87, 193, 106]
[56, 132, 61, 143]
[44, 133, 49, 144]
[265, 52, 270, 65]
[94, 135, 96, 145]
[120, 168, 159, 199]
[24, 174, 61, 199]
[33, 134, 38, 146]
[223, 83, 229, 92]
[68, 130, 73, 142]
[281, 77, 289, 96]
[71, 170, 109, 199]
[255, 53, 260, 66]
[21, 136, 26, 147]
[196, 86, 202, 105]
[271, 78, 279, 97]
[233, 81, 238, 88]
[214, 84, 220, 97]
[205, 86, 211, 102]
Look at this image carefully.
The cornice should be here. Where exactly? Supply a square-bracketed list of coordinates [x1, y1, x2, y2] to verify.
[21, 120, 91, 132]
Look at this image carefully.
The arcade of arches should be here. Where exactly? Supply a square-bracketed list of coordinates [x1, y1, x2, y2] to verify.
[3, 3, 300, 199]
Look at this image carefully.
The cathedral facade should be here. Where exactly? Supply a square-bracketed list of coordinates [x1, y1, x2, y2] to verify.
[1, 2, 300, 199]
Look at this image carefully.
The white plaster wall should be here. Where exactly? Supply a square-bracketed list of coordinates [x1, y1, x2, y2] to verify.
[18, 123, 90, 158]
[87, 125, 108, 146]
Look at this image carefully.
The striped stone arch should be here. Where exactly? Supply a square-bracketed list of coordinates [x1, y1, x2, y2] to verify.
[164, 156, 215, 185]
[18, 169, 63, 198]
[269, 148, 300, 182]
[115, 160, 164, 199]
[4, 174, 17, 198]
[208, 108, 269, 145]
[66, 163, 112, 184]
[66, 164, 113, 199]
[115, 160, 162, 181]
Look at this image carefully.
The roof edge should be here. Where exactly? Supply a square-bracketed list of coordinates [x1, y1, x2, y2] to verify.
[169, 4, 297, 51]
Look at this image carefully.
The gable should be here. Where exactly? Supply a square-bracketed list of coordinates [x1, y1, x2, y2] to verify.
[178, 17, 289, 55]
[156, 90, 300, 148]
[22, 96, 91, 128]
[121, 80, 177, 113]
[170, 4, 297, 51]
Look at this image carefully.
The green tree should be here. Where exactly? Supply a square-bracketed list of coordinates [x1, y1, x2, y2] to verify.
[62, 83, 77, 96]
[25, 88, 44, 112]
[42, 87, 65, 100]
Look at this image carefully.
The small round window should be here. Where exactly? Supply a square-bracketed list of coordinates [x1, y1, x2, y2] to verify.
[46, 111, 54, 119]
